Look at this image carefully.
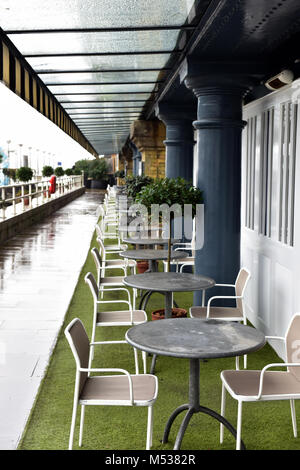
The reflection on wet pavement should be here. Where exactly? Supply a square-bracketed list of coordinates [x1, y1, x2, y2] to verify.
[0, 191, 103, 449]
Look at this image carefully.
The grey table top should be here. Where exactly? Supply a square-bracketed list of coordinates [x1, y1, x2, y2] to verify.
[126, 318, 266, 359]
[119, 249, 189, 261]
[123, 237, 180, 245]
[123, 272, 215, 292]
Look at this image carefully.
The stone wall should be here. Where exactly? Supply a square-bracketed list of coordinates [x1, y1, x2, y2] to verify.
[0, 187, 85, 244]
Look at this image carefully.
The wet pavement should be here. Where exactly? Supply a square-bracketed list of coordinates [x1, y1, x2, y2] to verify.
[0, 191, 103, 449]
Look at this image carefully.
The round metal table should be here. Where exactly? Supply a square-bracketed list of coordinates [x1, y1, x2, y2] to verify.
[119, 249, 188, 272]
[126, 318, 266, 450]
[124, 272, 215, 373]
[123, 272, 215, 316]
[123, 237, 180, 247]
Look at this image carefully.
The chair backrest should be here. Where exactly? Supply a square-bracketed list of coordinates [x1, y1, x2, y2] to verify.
[286, 313, 300, 381]
[235, 268, 251, 312]
[95, 223, 102, 239]
[91, 247, 102, 285]
[97, 236, 105, 255]
[85, 271, 99, 303]
[191, 218, 196, 253]
[64, 318, 90, 396]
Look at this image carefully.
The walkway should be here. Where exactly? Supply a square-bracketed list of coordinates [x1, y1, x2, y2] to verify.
[0, 191, 102, 450]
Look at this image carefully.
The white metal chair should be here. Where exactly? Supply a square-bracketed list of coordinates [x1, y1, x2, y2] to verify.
[91, 247, 137, 307]
[96, 242, 136, 276]
[163, 243, 195, 273]
[189, 268, 251, 324]
[220, 313, 300, 450]
[85, 272, 146, 372]
[65, 318, 157, 450]
[190, 267, 251, 369]
[95, 223, 127, 251]
[96, 237, 135, 275]
[98, 204, 119, 234]
[163, 220, 196, 272]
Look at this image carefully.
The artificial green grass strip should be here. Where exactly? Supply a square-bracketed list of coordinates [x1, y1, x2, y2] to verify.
[18, 231, 300, 450]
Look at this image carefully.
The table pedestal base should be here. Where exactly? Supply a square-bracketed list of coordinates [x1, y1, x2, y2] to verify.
[162, 358, 245, 450]
[162, 403, 245, 450]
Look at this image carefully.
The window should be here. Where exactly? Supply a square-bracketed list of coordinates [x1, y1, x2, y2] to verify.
[278, 101, 297, 246]
[259, 108, 274, 237]
[245, 116, 257, 230]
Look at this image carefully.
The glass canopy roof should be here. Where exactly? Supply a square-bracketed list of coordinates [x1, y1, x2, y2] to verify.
[0, 0, 198, 155]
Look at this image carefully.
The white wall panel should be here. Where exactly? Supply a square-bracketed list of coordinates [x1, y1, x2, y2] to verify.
[241, 79, 300, 358]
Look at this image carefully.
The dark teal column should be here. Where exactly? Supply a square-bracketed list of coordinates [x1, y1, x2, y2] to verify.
[184, 69, 254, 305]
[129, 141, 141, 176]
[156, 102, 196, 181]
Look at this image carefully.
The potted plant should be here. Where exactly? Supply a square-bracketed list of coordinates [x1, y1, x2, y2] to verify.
[54, 167, 65, 177]
[16, 166, 34, 206]
[136, 177, 203, 318]
[136, 260, 149, 274]
[124, 175, 154, 272]
[88, 158, 109, 189]
[151, 307, 187, 321]
[114, 169, 125, 179]
[42, 165, 54, 178]
[125, 175, 153, 202]
[136, 177, 203, 270]
[3, 168, 17, 183]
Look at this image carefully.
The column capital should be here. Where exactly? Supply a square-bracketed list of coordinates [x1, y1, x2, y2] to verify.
[155, 101, 197, 124]
[130, 120, 165, 153]
[181, 58, 267, 98]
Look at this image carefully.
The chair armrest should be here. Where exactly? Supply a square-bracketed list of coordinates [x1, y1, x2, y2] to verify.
[207, 295, 242, 318]
[215, 284, 236, 288]
[257, 362, 300, 399]
[97, 287, 131, 305]
[79, 368, 133, 404]
[265, 336, 285, 342]
[174, 247, 192, 252]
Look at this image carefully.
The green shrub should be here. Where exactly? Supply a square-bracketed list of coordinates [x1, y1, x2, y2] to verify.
[124, 175, 153, 201]
[42, 165, 54, 177]
[16, 166, 33, 182]
[73, 159, 92, 175]
[54, 167, 65, 177]
[114, 169, 125, 179]
[64, 168, 73, 176]
[136, 177, 203, 217]
[3, 168, 17, 181]
[88, 159, 108, 181]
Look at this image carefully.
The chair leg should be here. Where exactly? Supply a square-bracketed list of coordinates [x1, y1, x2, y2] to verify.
[134, 348, 139, 375]
[142, 351, 147, 374]
[220, 382, 226, 444]
[290, 399, 298, 437]
[68, 399, 78, 450]
[146, 406, 153, 450]
[236, 401, 243, 450]
[79, 405, 85, 447]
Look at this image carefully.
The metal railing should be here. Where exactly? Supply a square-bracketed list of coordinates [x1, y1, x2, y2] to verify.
[0, 173, 84, 221]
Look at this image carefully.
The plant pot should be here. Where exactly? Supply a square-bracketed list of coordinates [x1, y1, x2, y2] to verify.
[137, 261, 149, 273]
[151, 308, 187, 321]
[24, 197, 30, 206]
[90, 179, 107, 190]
